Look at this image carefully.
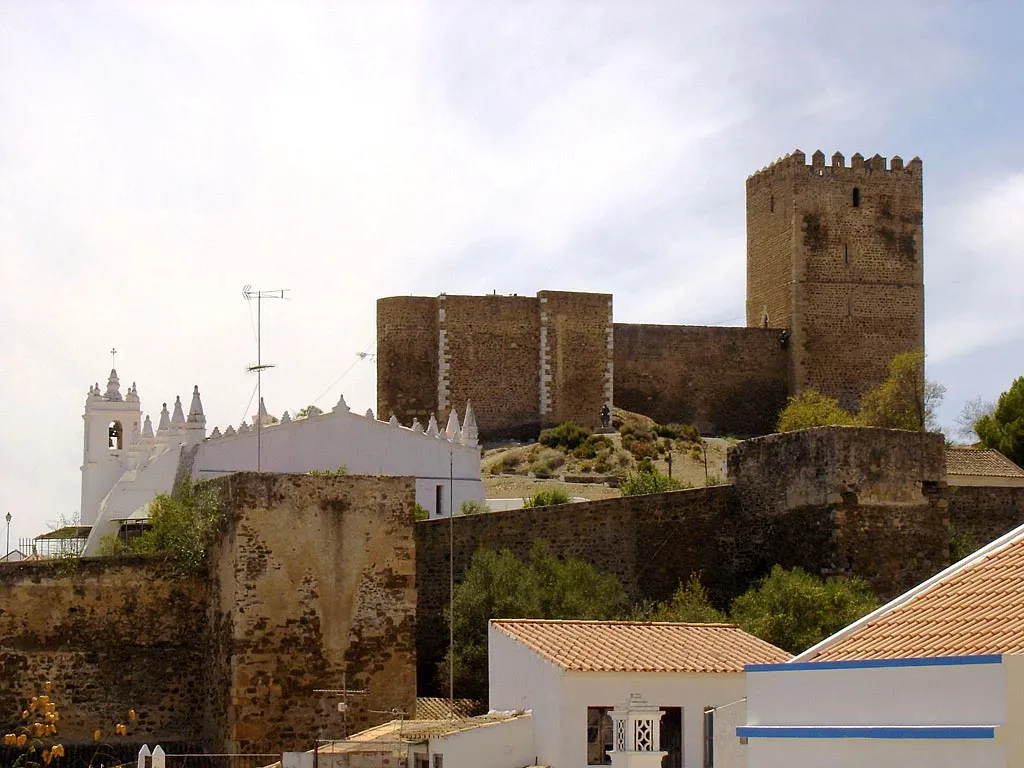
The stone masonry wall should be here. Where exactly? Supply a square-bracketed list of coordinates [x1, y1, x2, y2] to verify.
[948, 485, 1024, 551]
[376, 297, 439, 426]
[441, 294, 541, 438]
[207, 472, 417, 755]
[613, 324, 789, 436]
[0, 558, 208, 746]
[540, 291, 613, 430]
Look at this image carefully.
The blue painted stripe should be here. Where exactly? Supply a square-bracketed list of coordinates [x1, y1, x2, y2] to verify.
[736, 725, 997, 740]
[746, 654, 1003, 673]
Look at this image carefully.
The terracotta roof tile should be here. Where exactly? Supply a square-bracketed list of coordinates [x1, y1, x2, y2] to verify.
[814, 526, 1024, 661]
[414, 697, 486, 720]
[492, 619, 790, 673]
[946, 448, 1024, 478]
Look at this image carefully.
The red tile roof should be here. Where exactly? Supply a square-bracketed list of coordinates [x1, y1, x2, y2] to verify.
[492, 619, 790, 673]
[807, 523, 1024, 661]
[946, 448, 1024, 478]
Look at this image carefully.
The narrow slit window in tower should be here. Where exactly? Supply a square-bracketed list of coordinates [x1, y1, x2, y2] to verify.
[769, 195, 775, 213]
[852, 187, 860, 207]
[108, 421, 123, 450]
[844, 243, 849, 266]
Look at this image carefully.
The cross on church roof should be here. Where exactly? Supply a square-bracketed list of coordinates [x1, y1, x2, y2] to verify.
[110, 347, 117, 368]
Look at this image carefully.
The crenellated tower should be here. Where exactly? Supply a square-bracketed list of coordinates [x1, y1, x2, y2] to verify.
[746, 150, 925, 411]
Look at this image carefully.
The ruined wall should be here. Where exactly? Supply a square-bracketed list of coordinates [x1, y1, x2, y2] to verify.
[539, 291, 613, 430]
[376, 297, 439, 426]
[948, 485, 1024, 551]
[613, 324, 789, 436]
[746, 151, 924, 410]
[0, 558, 208, 746]
[208, 472, 417, 755]
[441, 294, 541, 438]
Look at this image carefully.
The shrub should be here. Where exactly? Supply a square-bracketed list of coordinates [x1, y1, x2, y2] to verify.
[531, 463, 553, 479]
[628, 440, 658, 460]
[593, 460, 611, 474]
[620, 470, 684, 496]
[776, 389, 856, 432]
[539, 422, 592, 451]
[459, 499, 490, 516]
[413, 503, 430, 521]
[572, 434, 614, 459]
[522, 489, 571, 508]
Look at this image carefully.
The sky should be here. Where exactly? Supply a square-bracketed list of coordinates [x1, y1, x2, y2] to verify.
[1, 1, 1022, 545]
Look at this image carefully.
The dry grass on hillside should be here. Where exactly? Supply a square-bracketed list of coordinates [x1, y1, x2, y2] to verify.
[480, 409, 733, 501]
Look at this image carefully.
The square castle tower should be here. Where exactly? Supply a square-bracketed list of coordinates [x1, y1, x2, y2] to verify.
[746, 150, 924, 411]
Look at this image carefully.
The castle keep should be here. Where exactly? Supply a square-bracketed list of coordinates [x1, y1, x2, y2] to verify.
[378, 150, 925, 437]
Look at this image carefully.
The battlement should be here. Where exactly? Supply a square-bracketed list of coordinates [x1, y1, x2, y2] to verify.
[748, 149, 922, 185]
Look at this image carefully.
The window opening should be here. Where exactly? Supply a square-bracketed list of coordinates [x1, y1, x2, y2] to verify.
[587, 707, 614, 765]
[108, 421, 123, 450]
[435, 485, 444, 517]
[703, 708, 715, 768]
[852, 187, 860, 207]
[844, 243, 849, 266]
[432, 755, 443, 768]
[769, 195, 775, 213]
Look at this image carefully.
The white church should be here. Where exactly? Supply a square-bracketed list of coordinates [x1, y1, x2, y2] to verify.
[80, 367, 484, 554]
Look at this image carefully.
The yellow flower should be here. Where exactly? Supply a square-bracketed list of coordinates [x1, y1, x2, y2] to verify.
[46, 724, 56, 735]
[93, 729, 101, 742]
[29, 697, 38, 712]
[42, 748, 52, 765]
[21, 710, 29, 720]
[38, 696, 49, 706]
[17, 733, 27, 747]
[43, 681, 52, 693]
[128, 708, 137, 721]
[53, 744, 65, 758]
[32, 722, 45, 737]
[3, 734, 14, 746]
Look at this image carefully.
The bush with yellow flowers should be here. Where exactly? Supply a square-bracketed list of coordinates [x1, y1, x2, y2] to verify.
[3, 680, 139, 767]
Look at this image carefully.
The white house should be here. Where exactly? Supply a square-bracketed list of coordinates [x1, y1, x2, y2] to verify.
[80, 367, 484, 554]
[738, 519, 1024, 768]
[488, 619, 790, 768]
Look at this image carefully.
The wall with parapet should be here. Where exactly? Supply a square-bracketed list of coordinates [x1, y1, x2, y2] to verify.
[613, 324, 789, 436]
[2, 474, 418, 756]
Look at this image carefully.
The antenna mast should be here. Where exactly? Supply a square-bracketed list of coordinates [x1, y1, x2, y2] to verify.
[242, 285, 288, 472]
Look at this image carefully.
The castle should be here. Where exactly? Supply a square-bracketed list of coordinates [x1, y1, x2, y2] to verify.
[377, 150, 924, 437]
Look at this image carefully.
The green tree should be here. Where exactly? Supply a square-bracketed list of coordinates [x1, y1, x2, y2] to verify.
[730, 565, 878, 654]
[633, 573, 727, 623]
[442, 541, 627, 699]
[975, 376, 1024, 467]
[128, 481, 223, 575]
[775, 390, 856, 432]
[858, 352, 945, 432]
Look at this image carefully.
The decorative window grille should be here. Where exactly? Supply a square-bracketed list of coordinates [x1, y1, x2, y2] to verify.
[614, 718, 626, 752]
[634, 718, 654, 751]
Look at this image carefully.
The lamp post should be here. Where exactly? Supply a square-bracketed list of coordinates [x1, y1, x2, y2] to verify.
[5, 512, 10, 560]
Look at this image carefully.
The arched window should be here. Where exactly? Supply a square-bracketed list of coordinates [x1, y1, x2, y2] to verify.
[108, 421, 123, 450]
[852, 187, 861, 207]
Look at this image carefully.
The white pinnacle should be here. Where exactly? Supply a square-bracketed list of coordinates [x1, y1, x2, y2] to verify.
[142, 415, 154, 438]
[188, 385, 205, 421]
[461, 401, 479, 445]
[445, 409, 460, 441]
[171, 396, 186, 425]
[426, 414, 440, 438]
[157, 403, 171, 433]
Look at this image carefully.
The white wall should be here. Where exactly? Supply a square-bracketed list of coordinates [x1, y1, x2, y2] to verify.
[745, 660, 1005, 727]
[195, 408, 483, 516]
[487, 624, 747, 768]
[713, 698, 747, 768]
[744, 658, 1010, 768]
[428, 716, 535, 768]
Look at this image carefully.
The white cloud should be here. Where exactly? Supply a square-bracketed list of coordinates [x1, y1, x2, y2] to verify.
[0, 0, 1017, 542]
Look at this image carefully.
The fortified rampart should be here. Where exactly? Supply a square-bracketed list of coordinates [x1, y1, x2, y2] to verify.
[415, 427, 1024, 693]
[378, 150, 925, 437]
[0, 474, 417, 756]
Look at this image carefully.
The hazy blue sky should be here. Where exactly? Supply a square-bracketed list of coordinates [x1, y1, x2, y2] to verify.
[2, 1, 1022, 543]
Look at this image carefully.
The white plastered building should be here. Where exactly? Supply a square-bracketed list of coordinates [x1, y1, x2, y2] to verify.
[737, 520, 1024, 768]
[80, 367, 484, 554]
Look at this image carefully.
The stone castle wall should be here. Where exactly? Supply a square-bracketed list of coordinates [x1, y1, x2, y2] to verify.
[746, 151, 925, 410]
[0, 474, 418, 756]
[613, 324, 789, 436]
[0, 558, 209, 746]
[948, 485, 1024, 552]
[376, 297, 439, 425]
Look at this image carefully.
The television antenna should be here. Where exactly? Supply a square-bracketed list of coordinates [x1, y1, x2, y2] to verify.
[242, 285, 289, 472]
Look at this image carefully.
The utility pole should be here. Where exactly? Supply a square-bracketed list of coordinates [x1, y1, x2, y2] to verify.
[449, 440, 455, 718]
[5, 512, 10, 560]
[242, 286, 288, 472]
